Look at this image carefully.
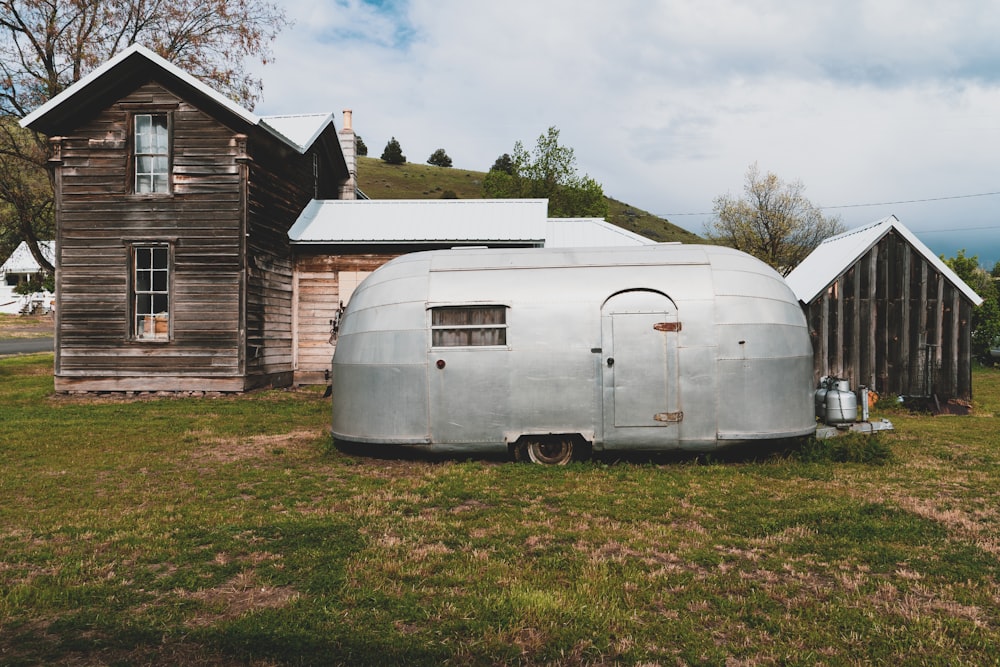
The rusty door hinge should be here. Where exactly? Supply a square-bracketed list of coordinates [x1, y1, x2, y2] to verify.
[654, 322, 681, 332]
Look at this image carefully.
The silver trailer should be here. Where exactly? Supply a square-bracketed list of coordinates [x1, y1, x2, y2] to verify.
[331, 244, 816, 463]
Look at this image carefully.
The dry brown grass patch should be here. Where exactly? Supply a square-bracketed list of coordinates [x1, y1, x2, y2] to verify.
[189, 429, 323, 463]
[181, 570, 298, 628]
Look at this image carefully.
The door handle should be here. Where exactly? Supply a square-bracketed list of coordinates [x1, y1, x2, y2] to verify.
[607, 357, 614, 367]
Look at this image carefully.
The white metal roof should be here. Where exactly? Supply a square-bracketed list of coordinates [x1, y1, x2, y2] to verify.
[288, 200, 658, 248]
[544, 218, 655, 247]
[786, 215, 983, 306]
[288, 199, 549, 245]
[1, 241, 55, 274]
[20, 44, 335, 155]
[259, 113, 337, 153]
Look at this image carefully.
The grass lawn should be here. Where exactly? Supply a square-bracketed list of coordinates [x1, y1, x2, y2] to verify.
[2, 353, 999, 665]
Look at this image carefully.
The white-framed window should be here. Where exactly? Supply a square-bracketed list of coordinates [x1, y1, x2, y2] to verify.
[134, 113, 170, 193]
[431, 306, 507, 347]
[132, 244, 170, 341]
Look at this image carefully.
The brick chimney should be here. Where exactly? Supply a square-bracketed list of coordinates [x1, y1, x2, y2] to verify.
[338, 109, 357, 200]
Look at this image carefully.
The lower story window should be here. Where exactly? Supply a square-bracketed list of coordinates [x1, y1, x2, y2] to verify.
[133, 245, 170, 340]
[431, 306, 507, 347]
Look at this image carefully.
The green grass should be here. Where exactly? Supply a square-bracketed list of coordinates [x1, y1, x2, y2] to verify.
[357, 156, 703, 244]
[3, 353, 1000, 665]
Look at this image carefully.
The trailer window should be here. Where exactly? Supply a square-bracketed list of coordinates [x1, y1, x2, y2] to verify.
[431, 306, 507, 347]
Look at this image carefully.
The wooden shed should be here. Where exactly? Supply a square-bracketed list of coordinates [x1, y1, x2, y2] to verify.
[21, 44, 355, 392]
[786, 216, 983, 401]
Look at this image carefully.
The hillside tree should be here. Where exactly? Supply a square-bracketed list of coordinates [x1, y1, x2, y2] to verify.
[355, 135, 368, 157]
[0, 0, 289, 271]
[427, 148, 452, 168]
[380, 137, 406, 165]
[490, 153, 514, 175]
[482, 126, 608, 218]
[943, 249, 1000, 363]
[705, 163, 845, 275]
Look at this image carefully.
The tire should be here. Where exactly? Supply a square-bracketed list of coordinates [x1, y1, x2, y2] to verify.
[521, 438, 574, 465]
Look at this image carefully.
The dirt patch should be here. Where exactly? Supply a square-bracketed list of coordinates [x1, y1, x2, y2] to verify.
[189, 429, 324, 463]
[0, 313, 53, 339]
[181, 570, 299, 628]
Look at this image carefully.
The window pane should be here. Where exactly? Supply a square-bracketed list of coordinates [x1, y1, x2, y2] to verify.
[136, 270, 151, 292]
[153, 117, 169, 151]
[137, 293, 152, 315]
[152, 174, 169, 193]
[152, 294, 168, 313]
[135, 115, 150, 151]
[136, 175, 151, 193]
[136, 248, 151, 270]
[152, 247, 167, 269]
[152, 271, 167, 292]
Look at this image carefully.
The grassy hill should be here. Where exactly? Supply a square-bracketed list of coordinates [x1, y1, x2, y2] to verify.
[356, 156, 703, 244]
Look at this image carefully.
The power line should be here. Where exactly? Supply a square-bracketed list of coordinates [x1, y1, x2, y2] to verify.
[660, 189, 1000, 218]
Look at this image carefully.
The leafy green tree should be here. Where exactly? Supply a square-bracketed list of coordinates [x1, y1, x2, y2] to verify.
[427, 148, 452, 168]
[490, 153, 514, 175]
[1, 0, 289, 272]
[380, 137, 406, 165]
[943, 249, 1000, 363]
[705, 163, 845, 276]
[482, 127, 608, 218]
[356, 135, 368, 157]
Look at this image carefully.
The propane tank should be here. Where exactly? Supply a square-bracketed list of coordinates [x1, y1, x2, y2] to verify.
[825, 379, 858, 425]
[814, 376, 831, 421]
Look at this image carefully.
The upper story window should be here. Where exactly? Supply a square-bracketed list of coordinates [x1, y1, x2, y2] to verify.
[431, 306, 507, 347]
[134, 113, 170, 193]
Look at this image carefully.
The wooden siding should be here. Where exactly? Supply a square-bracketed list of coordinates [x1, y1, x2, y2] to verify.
[805, 230, 974, 401]
[292, 253, 399, 385]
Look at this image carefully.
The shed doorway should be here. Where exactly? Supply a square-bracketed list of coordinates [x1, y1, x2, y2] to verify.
[601, 290, 680, 448]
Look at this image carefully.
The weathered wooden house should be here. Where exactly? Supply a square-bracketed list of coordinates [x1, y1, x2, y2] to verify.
[786, 216, 983, 401]
[21, 45, 357, 392]
[22, 45, 654, 392]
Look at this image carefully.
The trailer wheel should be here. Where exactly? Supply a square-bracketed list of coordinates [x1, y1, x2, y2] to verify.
[519, 438, 574, 465]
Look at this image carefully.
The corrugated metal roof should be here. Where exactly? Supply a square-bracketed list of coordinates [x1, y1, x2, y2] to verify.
[1, 241, 55, 274]
[786, 215, 983, 306]
[288, 199, 549, 244]
[288, 200, 657, 248]
[20, 44, 333, 155]
[544, 218, 655, 247]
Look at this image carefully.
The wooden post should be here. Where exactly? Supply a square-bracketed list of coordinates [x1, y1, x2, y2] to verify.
[819, 288, 830, 379]
[900, 246, 911, 393]
[867, 247, 878, 390]
[918, 260, 928, 395]
[950, 288, 960, 396]
[834, 276, 844, 377]
[851, 265, 861, 389]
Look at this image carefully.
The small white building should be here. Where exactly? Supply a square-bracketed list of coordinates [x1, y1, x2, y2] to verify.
[0, 241, 55, 315]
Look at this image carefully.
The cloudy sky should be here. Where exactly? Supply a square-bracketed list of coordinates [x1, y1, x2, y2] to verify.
[249, 0, 1000, 267]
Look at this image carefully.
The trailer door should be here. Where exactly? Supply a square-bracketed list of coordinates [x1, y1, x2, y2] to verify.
[601, 290, 680, 447]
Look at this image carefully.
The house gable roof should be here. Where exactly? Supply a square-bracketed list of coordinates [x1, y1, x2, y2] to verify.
[1, 241, 55, 274]
[20, 44, 337, 156]
[786, 215, 983, 306]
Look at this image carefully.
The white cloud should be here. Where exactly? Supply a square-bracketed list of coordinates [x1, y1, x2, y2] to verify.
[249, 0, 1000, 264]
